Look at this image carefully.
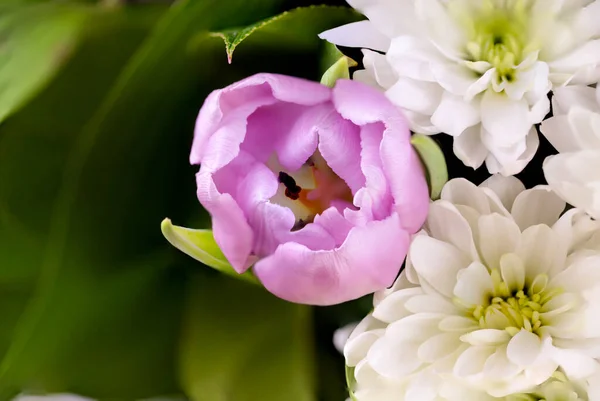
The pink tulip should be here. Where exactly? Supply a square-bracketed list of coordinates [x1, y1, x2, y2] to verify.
[192, 73, 429, 305]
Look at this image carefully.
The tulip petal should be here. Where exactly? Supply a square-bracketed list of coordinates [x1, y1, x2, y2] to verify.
[332, 80, 429, 232]
[332, 78, 399, 124]
[312, 207, 354, 247]
[191, 86, 274, 168]
[348, 123, 393, 222]
[381, 128, 430, 233]
[253, 213, 409, 305]
[242, 102, 321, 169]
[235, 159, 338, 255]
[195, 171, 254, 272]
[318, 111, 365, 194]
[191, 73, 331, 167]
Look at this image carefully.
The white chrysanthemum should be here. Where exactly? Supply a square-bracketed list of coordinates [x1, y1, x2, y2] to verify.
[335, 322, 360, 353]
[320, 0, 600, 175]
[540, 85, 600, 220]
[344, 176, 600, 400]
[517, 372, 600, 401]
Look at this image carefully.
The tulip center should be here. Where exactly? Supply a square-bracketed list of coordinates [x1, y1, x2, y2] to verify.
[470, 270, 562, 336]
[268, 152, 353, 230]
[458, 0, 534, 82]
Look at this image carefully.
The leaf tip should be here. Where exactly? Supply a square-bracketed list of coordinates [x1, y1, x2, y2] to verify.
[320, 56, 355, 88]
[161, 218, 180, 248]
[160, 217, 173, 235]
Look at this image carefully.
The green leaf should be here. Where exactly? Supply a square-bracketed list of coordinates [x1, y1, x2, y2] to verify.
[180, 272, 315, 401]
[319, 42, 345, 75]
[161, 219, 259, 285]
[411, 134, 448, 200]
[0, 3, 176, 398]
[210, 5, 363, 63]
[0, 0, 296, 397]
[0, 3, 89, 124]
[320, 54, 357, 88]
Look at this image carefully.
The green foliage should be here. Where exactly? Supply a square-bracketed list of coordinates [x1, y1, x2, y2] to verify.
[0, 3, 89, 124]
[0, 1, 363, 400]
[210, 5, 362, 63]
[411, 134, 449, 200]
[0, 2, 182, 398]
[320, 52, 357, 87]
[180, 272, 314, 401]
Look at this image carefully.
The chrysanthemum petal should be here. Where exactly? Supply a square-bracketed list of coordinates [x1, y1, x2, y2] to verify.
[506, 330, 542, 367]
[410, 235, 470, 297]
[319, 20, 391, 52]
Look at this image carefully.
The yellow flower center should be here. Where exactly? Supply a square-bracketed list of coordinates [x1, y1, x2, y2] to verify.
[451, 0, 539, 82]
[471, 269, 563, 336]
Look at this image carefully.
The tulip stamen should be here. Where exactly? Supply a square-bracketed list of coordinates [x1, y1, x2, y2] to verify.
[269, 152, 354, 229]
[278, 171, 302, 200]
[292, 218, 312, 232]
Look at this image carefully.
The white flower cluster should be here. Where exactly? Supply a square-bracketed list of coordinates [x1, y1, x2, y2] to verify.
[321, 0, 600, 179]
[322, 1, 600, 399]
[341, 176, 600, 400]
[542, 85, 600, 220]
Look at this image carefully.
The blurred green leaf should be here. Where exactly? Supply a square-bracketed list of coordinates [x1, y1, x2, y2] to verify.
[180, 272, 314, 401]
[161, 219, 259, 285]
[0, 0, 299, 398]
[0, 3, 175, 398]
[0, 4, 89, 124]
[411, 134, 448, 200]
[210, 5, 362, 63]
